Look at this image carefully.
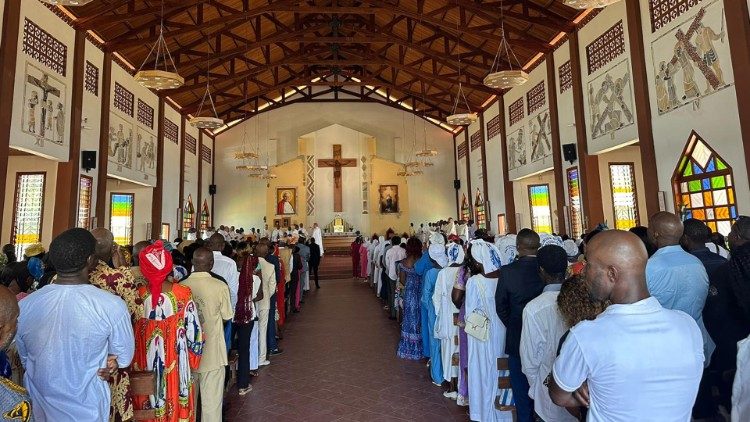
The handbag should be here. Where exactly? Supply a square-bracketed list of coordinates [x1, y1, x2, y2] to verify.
[464, 278, 491, 342]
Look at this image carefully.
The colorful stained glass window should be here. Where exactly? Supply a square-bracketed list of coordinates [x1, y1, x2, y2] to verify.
[110, 193, 134, 246]
[529, 184, 553, 234]
[460, 193, 470, 221]
[566, 167, 583, 239]
[474, 189, 486, 229]
[672, 132, 737, 235]
[609, 163, 639, 230]
[183, 194, 195, 234]
[77, 175, 93, 229]
[12, 173, 46, 258]
[200, 200, 211, 231]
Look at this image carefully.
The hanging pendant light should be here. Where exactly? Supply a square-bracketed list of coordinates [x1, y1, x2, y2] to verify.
[235, 70, 258, 161]
[416, 109, 438, 157]
[484, 0, 528, 90]
[563, 0, 621, 9]
[134, 0, 184, 90]
[190, 48, 224, 129]
[41, 0, 95, 5]
[447, 11, 477, 126]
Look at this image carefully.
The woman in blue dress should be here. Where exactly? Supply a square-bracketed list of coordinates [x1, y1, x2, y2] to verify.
[397, 237, 424, 360]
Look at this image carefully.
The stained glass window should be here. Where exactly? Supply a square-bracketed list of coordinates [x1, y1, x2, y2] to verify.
[474, 189, 486, 229]
[672, 132, 737, 235]
[77, 175, 93, 229]
[609, 163, 639, 230]
[11, 173, 46, 258]
[183, 194, 195, 234]
[528, 184, 553, 234]
[110, 193, 134, 246]
[200, 200, 210, 231]
[566, 167, 583, 238]
[460, 193, 470, 221]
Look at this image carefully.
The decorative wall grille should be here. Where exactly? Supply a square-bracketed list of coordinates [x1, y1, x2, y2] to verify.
[650, 0, 702, 32]
[458, 141, 468, 159]
[164, 119, 178, 144]
[185, 134, 197, 154]
[586, 21, 625, 75]
[84, 61, 98, 95]
[137, 99, 154, 129]
[487, 115, 502, 139]
[527, 81, 546, 114]
[201, 144, 212, 163]
[470, 131, 482, 151]
[113, 82, 134, 116]
[559, 61, 572, 93]
[509, 98, 525, 126]
[22, 19, 67, 76]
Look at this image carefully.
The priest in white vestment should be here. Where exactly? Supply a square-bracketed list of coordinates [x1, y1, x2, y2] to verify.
[312, 223, 324, 256]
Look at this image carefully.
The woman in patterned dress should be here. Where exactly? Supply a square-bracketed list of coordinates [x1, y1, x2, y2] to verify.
[132, 241, 203, 422]
[396, 237, 424, 360]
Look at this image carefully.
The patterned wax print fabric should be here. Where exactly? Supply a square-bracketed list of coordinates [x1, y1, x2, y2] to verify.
[0, 377, 34, 422]
[133, 284, 203, 422]
[397, 263, 423, 360]
[89, 261, 144, 422]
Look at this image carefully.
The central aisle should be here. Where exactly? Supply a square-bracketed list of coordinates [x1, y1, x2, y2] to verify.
[226, 278, 469, 421]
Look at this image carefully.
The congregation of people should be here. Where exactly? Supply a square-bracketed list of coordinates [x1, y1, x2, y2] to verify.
[350, 214, 750, 421]
[0, 222, 325, 421]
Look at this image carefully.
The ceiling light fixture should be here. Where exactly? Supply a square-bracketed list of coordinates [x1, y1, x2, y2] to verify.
[484, 0, 529, 90]
[447, 8, 477, 126]
[41, 0, 95, 5]
[134, 0, 184, 90]
[563, 0, 621, 10]
[190, 45, 224, 129]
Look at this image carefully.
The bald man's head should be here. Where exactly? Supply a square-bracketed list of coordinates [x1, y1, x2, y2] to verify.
[91, 227, 114, 260]
[0, 286, 19, 351]
[648, 212, 684, 249]
[132, 241, 150, 266]
[517, 228, 541, 256]
[192, 247, 214, 272]
[584, 230, 649, 303]
[208, 233, 225, 251]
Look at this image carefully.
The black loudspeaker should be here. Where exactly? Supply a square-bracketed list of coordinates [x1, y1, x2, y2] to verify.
[454, 179, 461, 190]
[209, 184, 217, 195]
[81, 151, 96, 172]
[562, 143, 577, 164]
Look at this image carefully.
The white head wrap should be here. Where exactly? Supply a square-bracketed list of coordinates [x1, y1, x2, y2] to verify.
[562, 239, 579, 257]
[470, 240, 503, 273]
[446, 242, 465, 266]
[495, 235, 518, 266]
[430, 231, 446, 246]
[428, 244, 449, 268]
[539, 233, 563, 248]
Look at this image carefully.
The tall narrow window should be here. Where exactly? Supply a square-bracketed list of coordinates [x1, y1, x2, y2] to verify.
[497, 214, 507, 236]
[609, 163, 639, 230]
[161, 223, 170, 241]
[183, 194, 195, 234]
[11, 173, 46, 258]
[528, 184, 553, 234]
[474, 189, 486, 229]
[77, 175, 93, 229]
[110, 193, 134, 246]
[566, 167, 583, 238]
[460, 193, 470, 221]
[672, 131, 737, 235]
[200, 200, 210, 231]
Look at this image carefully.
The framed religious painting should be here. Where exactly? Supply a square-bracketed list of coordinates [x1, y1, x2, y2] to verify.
[276, 187, 297, 215]
[379, 185, 399, 214]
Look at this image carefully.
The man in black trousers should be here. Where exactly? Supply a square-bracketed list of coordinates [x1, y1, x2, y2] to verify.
[308, 237, 321, 288]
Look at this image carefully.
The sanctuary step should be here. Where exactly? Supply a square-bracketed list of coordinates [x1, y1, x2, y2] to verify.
[317, 256, 353, 280]
[322, 235, 357, 256]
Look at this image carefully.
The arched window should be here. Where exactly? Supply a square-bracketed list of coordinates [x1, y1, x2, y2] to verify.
[200, 200, 210, 231]
[460, 193, 470, 221]
[474, 188, 487, 229]
[672, 131, 737, 235]
[183, 194, 195, 234]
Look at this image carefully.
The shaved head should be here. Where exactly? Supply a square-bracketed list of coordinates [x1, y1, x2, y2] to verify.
[0, 285, 19, 351]
[208, 233, 225, 251]
[517, 228, 541, 256]
[91, 227, 114, 260]
[585, 230, 649, 304]
[648, 212, 683, 248]
[192, 247, 214, 272]
[132, 241, 150, 266]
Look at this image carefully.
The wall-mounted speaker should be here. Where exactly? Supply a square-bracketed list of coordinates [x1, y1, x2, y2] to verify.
[209, 184, 217, 195]
[81, 151, 96, 172]
[453, 179, 461, 190]
[562, 143, 577, 164]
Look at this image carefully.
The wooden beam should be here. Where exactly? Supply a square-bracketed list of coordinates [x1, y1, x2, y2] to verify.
[53, 30, 86, 236]
[0, 0, 20, 233]
[178, 116, 186, 237]
[151, 99, 165, 239]
[497, 94, 516, 233]
[546, 53, 566, 236]
[723, 0, 750, 189]
[569, 31, 603, 229]
[96, 53, 113, 226]
[625, 0, 659, 218]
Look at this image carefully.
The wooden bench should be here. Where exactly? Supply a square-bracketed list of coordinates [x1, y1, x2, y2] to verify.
[496, 357, 517, 420]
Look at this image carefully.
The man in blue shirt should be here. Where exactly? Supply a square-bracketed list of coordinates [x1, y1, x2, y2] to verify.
[646, 212, 712, 364]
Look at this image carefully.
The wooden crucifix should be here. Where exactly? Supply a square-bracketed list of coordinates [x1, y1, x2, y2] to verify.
[317, 144, 357, 212]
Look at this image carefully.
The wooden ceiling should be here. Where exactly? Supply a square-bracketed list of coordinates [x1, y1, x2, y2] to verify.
[64, 0, 583, 127]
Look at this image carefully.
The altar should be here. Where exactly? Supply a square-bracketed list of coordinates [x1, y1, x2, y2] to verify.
[322, 217, 357, 255]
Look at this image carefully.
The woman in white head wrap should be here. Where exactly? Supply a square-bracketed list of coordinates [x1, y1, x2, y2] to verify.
[372, 236, 386, 296]
[432, 242, 465, 399]
[421, 243, 449, 385]
[562, 239, 579, 262]
[466, 240, 514, 422]
[495, 234, 518, 266]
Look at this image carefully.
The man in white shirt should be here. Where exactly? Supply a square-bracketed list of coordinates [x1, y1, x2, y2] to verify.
[208, 233, 239, 309]
[312, 223, 324, 256]
[299, 223, 308, 238]
[520, 245, 576, 422]
[385, 236, 406, 319]
[255, 243, 277, 366]
[550, 231, 704, 422]
[270, 224, 281, 242]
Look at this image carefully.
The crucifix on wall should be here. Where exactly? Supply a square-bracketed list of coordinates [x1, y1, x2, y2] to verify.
[317, 144, 357, 212]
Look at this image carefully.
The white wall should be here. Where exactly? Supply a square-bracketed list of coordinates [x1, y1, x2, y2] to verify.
[81, 40, 103, 225]
[184, 123, 199, 223]
[456, 135, 469, 218]
[162, 107, 182, 230]
[483, 101, 506, 224]
[214, 102, 456, 230]
[468, 119, 483, 214]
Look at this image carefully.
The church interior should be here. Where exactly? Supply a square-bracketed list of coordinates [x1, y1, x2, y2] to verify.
[1, 0, 749, 421]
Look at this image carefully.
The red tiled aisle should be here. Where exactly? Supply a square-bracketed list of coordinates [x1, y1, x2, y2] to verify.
[224, 278, 470, 421]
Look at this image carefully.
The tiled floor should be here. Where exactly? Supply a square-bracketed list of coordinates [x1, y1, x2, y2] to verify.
[224, 277, 470, 421]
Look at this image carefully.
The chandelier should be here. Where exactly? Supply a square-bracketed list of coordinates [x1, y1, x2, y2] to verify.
[563, 0, 621, 9]
[40, 0, 94, 5]
[134, 0, 183, 90]
[189, 49, 224, 129]
[447, 17, 477, 126]
[484, 1, 528, 90]
[416, 97, 438, 157]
